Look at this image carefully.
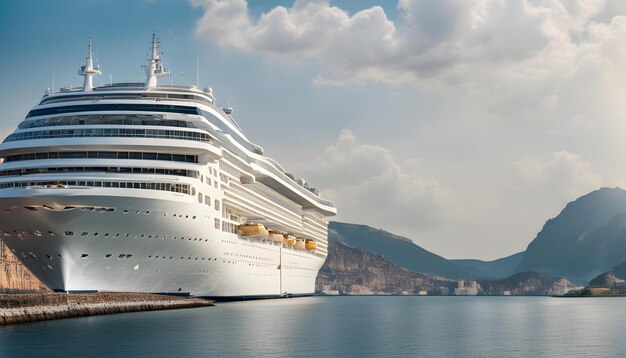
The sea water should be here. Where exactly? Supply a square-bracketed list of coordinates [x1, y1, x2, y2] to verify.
[0, 296, 624, 357]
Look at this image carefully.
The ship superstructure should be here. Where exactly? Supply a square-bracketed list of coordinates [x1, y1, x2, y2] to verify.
[0, 35, 336, 298]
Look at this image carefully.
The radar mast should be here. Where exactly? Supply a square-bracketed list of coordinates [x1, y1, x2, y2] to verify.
[78, 38, 101, 91]
[144, 32, 170, 89]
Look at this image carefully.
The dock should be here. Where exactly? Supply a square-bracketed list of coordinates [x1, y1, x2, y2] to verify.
[0, 292, 215, 325]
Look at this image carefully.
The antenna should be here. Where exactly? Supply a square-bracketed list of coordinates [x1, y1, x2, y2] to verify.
[52, 72, 55, 93]
[144, 32, 170, 89]
[78, 37, 101, 91]
[196, 53, 199, 88]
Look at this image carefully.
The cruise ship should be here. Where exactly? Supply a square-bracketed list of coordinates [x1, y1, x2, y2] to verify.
[0, 35, 336, 298]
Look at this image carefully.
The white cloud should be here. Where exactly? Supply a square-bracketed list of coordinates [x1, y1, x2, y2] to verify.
[512, 151, 604, 201]
[191, 0, 626, 90]
[298, 129, 449, 232]
[188, 0, 626, 258]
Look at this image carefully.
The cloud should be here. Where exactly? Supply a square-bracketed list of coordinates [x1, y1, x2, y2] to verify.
[191, 0, 626, 90]
[297, 129, 449, 233]
[511, 150, 604, 202]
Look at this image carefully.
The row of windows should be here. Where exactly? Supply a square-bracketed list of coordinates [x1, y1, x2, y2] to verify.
[0, 180, 191, 194]
[4, 128, 211, 143]
[0, 166, 200, 178]
[18, 114, 204, 130]
[26, 103, 201, 118]
[39, 92, 212, 106]
[4, 151, 198, 163]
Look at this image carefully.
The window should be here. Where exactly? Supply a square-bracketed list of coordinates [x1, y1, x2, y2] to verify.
[198, 193, 203, 203]
[214, 200, 220, 211]
[204, 195, 210, 206]
[214, 218, 221, 230]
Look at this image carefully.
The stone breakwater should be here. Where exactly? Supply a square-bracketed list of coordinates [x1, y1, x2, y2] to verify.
[0, 292, 215, 325]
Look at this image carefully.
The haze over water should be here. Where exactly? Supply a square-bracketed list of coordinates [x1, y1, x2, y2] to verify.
[1, 296, 624, 357]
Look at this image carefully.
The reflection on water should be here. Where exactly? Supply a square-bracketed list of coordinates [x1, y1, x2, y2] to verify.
[0, 296, 624, 357]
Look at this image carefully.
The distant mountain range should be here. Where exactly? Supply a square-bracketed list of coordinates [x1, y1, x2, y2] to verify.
[328, 222, 467, 279]
[316, 241, 575, 296]
[478, 272, 574, 296]
[315, 242, 456, 295]
[451, 252, 524, 280]
[515, 187, 626, 283]
[330, 187, 626, 285]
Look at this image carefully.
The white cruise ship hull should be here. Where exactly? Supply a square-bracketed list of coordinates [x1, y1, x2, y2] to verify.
[0, 188, 323, 298]
[0, 36, 336, 299]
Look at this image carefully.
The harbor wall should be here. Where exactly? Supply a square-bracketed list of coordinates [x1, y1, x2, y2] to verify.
[0, 292, 215, 325]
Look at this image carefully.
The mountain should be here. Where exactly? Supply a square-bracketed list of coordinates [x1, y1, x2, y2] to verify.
[478, 272, 575, 296]
[329, 222, 467, 279]
[315, 242, 456, 295]
[316, 242, 573, 296]
[452, 252, 524, 279]
[515, 187, 626, 284]
[587, 260, 626, 289]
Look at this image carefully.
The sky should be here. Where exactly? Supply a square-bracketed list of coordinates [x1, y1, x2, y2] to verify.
[2, 0, 626, 260]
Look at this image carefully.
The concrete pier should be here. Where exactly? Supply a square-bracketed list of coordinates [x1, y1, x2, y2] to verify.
[0, 292, 214, 325]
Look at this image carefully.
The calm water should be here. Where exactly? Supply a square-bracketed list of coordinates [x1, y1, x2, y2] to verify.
[0, 296, 624, 357]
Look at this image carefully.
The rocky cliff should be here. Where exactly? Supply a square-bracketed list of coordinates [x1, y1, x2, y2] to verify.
[316, 242, 455, 295]
[515, 187, 626, 283]
[0, 241, 50, 293]
[479, 271, 575, 296]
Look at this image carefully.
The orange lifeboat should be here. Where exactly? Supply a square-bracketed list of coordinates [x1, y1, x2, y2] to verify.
[305, 240, 317, 251]
[294, 238, 305, 250]
[269, 231, 283, 243]
[237, 224, 268, 238]
[283, 234, 296, 247]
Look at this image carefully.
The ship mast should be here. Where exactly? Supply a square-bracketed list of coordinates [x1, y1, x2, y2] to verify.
[144, 32, 170, 89]
[78, 38, 101, 91]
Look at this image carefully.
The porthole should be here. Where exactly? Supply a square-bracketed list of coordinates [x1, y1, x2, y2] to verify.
[94, 233, 99, 236]
[104, 233, 109, 237]
[123, 209, 129, 214]
[81, 232, 88, 236]
[80, 253, 88, 258]
[65, 231, 74, 236]
[106, 254, 112, 258]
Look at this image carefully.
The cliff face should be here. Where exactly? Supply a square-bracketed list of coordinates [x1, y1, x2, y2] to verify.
[0, 241, 50, 293]
[515, 187, 626, 283]
[316, 242, 455, 295]
[479, 272, 576, 296]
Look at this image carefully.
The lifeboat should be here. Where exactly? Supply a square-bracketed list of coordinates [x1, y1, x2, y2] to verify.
[305, 240, 317, 251]
[283, 234, 296, 247]
[294, 238, 305, 250]
[237, 224, 268, 238]
[269, 231, 283, 243]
